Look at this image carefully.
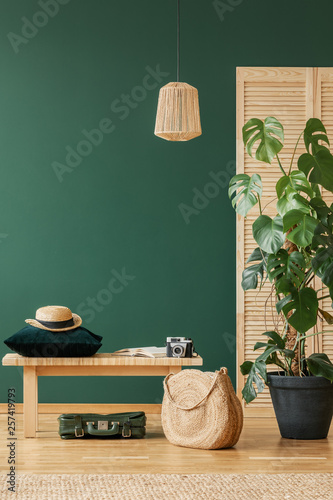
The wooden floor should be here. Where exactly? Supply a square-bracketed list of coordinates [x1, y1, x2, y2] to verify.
[0, 414, 332, 474]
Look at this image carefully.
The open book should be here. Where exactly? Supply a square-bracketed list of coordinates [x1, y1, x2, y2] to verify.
[110, 346, 166, 358]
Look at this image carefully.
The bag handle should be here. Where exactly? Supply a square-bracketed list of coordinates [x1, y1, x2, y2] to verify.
[163, 368, 227, 411]
[87, 422, 120, 436]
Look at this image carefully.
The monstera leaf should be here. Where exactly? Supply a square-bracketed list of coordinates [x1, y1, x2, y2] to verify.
[241, 264, 264, 291]
[280, 287, 318, 333]
[240, 333, 295, 403]
[267, 249, 305, 288]
[318, 308, 333, 325]
[311, 220, 333, 298]
[283, 209, 317, 247]
[246, 247, 268, 263]
[252, 215, 285, 254]
[242, 117, 284, 164]
[306, 353, 333, 381]
[241, 247, 268, 291]
[276, 170, 313, 199]
[276, 187, 310, 217]
[240, 360, 267, 404]
[228, 174, 263, 217]
[320, 262, 333, 299]
[298, 118, 332, 189]
[303, 118, 330, 155]
[275, 277, 296, 296]
[312, 218, 333, 264]
[310, 197, 331, 225]
[313, 247, 333, 277]
[298, 148, 333, 192]
[254, 330, 286, 350]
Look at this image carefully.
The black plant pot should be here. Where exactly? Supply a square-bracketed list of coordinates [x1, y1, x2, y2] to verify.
[267, 371, 333, 440]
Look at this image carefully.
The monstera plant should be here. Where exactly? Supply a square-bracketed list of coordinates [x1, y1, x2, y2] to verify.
[229, 116, 333, 412]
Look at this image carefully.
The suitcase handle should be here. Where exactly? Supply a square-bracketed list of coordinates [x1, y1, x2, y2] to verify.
[87, 421, 120, 436]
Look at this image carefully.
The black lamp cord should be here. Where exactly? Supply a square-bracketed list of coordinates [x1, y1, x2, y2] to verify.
[177, 0, 180, 82]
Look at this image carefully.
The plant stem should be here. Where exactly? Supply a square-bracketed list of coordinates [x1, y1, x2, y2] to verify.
[291, 331, 300, 351]
[272, 353, 288, 373]
[276, 154, 287, 176]
[304, 273, 315, 288]
[281, 318, 288, 340]
[288, 131, 303, 175]
[283, 355, 294, 376]
[257, 194, 262, 215]
[298, 330, 333, 342]
[262, 197, 278, 212]
[300, 333, 306, 373]
[300, 269, 313, 289]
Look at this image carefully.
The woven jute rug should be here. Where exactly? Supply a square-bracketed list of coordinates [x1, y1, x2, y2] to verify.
[1, 473, 333, 500]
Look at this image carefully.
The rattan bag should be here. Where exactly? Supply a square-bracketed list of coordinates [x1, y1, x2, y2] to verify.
[162, 367, 243, 449]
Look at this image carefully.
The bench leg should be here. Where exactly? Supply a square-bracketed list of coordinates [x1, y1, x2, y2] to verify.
[36, 375, 39, 431]
[170, 366, 182, 375]
[24, 367, 38, 438]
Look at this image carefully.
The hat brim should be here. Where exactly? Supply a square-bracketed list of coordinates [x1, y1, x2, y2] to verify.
[25, 313, 82, 332]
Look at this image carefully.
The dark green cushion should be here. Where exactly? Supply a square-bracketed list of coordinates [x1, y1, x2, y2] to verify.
[4, 325, 103, 357]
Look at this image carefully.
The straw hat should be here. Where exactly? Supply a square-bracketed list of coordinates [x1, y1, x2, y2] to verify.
[25, 306, 82, 332]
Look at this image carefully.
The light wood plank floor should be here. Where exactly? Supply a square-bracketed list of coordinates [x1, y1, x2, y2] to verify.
[0, 414, 332, 474]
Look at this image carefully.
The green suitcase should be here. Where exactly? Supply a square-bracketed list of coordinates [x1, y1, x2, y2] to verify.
[58, 411, 146, 439]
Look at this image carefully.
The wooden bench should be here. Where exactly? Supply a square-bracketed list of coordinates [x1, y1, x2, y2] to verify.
[2, 353, 203, 438]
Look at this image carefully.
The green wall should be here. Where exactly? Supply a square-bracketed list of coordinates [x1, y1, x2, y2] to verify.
[1, 0, 332, 404]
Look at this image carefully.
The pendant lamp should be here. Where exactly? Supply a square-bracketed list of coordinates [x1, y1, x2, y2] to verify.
[154, 0, 202, 141]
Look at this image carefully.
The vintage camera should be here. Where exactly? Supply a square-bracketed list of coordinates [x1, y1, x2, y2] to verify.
[166, 337, 194, 358]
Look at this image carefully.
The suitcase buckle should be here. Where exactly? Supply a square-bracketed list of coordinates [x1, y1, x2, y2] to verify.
[98, 421, 108, 430]
[75, 428, 84, 437]
[122, 427, 132, 438]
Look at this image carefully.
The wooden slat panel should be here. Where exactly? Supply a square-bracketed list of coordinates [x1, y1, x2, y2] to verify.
[237, 67, 312, 415]
[236, 68, 245, 402]
[316, 68, 333, 360]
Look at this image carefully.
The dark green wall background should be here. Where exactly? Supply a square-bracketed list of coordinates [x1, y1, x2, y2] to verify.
[0, 0, 332, 404]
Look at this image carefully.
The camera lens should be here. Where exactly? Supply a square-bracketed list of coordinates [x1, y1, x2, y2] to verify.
[172, 345, 184, 357]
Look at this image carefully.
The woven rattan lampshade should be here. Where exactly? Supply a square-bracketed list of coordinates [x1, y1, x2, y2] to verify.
[154, 0, 202, 142]
[154, 82, 202, 141]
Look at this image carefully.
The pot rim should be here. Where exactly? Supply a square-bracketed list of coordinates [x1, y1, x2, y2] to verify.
[267, 371, 333, 388]
[267, 371, 329, 378]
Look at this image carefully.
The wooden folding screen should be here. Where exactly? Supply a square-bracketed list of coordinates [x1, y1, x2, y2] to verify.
[236, 67, 333, 416]
[315, 68, 333, 364]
